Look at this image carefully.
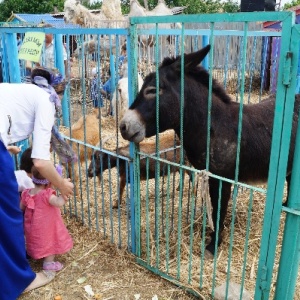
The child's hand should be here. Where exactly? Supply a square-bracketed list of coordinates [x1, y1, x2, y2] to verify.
[7, 145, 22, 154]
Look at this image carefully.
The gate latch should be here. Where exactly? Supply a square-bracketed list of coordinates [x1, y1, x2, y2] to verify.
[282, 51, 293, 86]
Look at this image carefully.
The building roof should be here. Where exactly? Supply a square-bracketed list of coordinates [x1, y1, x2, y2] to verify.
[7, 13, 79, 28]
[263, 5, 300, 29]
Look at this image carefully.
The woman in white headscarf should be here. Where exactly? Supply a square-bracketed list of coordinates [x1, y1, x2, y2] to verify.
[0, 68, 75, 299]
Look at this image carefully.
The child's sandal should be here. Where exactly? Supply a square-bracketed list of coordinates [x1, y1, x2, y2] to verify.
[43, 261, 64, 271]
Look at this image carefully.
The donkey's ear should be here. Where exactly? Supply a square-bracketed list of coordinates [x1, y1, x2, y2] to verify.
[184, 45, 211, 71]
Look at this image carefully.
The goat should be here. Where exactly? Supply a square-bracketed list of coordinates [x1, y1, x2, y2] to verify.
[111, 68, 144, 123]
[87, 131, 184, 208]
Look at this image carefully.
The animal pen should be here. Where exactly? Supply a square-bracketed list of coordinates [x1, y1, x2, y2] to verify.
[1, 10, 300, 300]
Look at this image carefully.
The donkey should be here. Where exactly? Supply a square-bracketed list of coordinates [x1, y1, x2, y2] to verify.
[119, 45, 300, 255]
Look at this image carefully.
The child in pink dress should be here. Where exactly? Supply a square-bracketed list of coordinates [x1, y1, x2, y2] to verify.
[20, 165, 73, 271]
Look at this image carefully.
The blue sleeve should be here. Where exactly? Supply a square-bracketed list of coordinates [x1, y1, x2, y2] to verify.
[102, 78, 111, 94]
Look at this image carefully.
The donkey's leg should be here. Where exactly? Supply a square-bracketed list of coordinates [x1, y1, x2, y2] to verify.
[206, 179, 232, 255]
[113, 174, 126, 209]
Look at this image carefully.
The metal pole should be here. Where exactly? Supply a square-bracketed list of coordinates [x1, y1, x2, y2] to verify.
[54, 32, 70, 127]
[5, 32, 29, 162]
[274, 106, 300, 300]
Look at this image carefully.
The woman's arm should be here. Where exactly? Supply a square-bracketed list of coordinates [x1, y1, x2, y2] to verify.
[33, 159, 73, 200]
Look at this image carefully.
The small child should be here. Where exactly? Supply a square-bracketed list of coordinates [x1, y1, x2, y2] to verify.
[20, 147, 34, 177]
[20, 165, 73, 272]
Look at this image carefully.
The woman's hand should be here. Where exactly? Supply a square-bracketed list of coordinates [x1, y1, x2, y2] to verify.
[58, 178, 74, 200]
[33, 159, 74, 199]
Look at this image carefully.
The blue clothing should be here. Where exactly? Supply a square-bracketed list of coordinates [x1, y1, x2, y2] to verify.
[102, 55, 126, 98]
[90, 77, 104, 108]
[91, 55, 126, 107]
[0, 140, 35, 299]
[102, 78, 112, 97]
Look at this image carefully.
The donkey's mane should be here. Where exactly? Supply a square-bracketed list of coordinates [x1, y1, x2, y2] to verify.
[160, 54, 232, 104]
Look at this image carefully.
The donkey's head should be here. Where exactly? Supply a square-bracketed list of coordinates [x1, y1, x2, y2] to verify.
[119, 45, 211, 143]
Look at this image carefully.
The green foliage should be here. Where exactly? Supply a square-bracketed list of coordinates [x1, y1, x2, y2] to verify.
[0, 0, 65, 22]
[132, 0, 239, 14]
[175, 0, 239, 14]
[82, 0, 102, 10]
[283, 0, 300, 9]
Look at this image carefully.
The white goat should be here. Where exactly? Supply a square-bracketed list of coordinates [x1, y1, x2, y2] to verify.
[111, 64, 144, 123]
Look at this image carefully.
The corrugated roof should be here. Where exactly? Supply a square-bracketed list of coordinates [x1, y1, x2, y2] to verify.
[7, 13, 80, 28]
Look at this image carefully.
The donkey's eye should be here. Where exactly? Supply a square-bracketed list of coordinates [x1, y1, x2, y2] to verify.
[143, 86, 156, 99]
[144, 86, 156, 95]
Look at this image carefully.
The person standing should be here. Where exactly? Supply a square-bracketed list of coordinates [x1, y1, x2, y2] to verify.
[0, 67, 74, 299]
[20, 166, 73, 272]
[35, 23, 69, 79]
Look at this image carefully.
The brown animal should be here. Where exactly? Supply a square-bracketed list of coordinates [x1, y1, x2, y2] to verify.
[87, 131, 185, 208]
[63, 112, 102, 193]
[119, 45, 300, 255]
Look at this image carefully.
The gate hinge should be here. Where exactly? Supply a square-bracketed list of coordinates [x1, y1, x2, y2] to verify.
[282, 51, 293, 86]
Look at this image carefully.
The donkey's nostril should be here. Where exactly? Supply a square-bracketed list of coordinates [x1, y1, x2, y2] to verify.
[120, 123, 127, 133]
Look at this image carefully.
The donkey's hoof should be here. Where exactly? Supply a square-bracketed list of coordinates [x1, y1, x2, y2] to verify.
[204, 249, 214, 260]
[205, 243, 217, 257]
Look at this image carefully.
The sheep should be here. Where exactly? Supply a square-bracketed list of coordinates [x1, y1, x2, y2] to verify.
[111, 61, 144, 123]
[87, 131, 185, 208]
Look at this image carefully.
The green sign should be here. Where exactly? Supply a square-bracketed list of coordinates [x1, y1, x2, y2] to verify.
[18, 32, 45, 62]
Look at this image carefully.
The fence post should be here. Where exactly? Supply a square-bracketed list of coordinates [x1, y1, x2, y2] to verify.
[110, 54, 116, 112]
[296, 45, 300, 93]
[4, 32, 29, 163]
[274, 105, 300, 299]
[202, 35, 209, 69]
[54, 32, 70, 128]
[254, 14, 296, 300]
[274, 25, 300, 300]
[128, 21, 139, 255]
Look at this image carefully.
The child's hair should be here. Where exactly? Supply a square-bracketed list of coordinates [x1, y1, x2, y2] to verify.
[31, 166, 49, 186]
[20, 147, 33, 174]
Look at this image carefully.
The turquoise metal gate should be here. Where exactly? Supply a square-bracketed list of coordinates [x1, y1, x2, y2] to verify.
[127, 12, 300, 299]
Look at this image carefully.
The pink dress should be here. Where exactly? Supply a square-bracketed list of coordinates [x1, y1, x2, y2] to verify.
[21, 188, 73, 259]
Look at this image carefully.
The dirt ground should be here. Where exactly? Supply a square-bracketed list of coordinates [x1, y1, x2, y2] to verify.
[19, 215, 198, 300]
